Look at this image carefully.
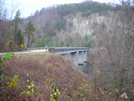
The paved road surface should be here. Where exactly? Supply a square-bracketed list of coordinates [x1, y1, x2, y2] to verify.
[0, 49, 47, 55]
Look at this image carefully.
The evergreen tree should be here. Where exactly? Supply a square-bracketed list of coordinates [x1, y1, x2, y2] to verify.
[16, 30, 24, 46]
[13, 10, 22, 45]
[24, 21, 36, 47]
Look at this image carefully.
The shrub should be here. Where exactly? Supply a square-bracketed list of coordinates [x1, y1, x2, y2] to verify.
[0, 50, 3, 53]
[69, 22, 73, 27]
[84, 40, 95, 48]
[82, 12, 91, 17]
[92, 32, 97, 36]
[54, 20, 66, 31]
[0, 53, 14, 100]
[1, 52, 14, 62]
[47, 28, 56, 36]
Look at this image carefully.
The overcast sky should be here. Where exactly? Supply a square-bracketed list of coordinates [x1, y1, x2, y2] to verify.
[6, 0, 119, 18]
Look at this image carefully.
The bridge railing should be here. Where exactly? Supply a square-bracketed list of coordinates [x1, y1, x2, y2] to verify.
[27, 47, 89, 53]
[27, 47, 48, 50]
[49, 47, 89, 53]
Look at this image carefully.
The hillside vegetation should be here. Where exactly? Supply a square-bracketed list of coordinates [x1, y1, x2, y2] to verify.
[0, 1, 121, 50]
[0, 52, 112, 101]
[24, 1, 119, 48]
[1, 0, 134, 100]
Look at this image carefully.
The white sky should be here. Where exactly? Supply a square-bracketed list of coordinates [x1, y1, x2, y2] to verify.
[6, 0, 119, 18]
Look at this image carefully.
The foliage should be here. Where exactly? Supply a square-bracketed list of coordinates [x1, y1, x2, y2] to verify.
[59, 41, 64, 47]
[12, 10, 23, 48]
[101, 22, 106, 28]
[69, 22, 73, 27]
[8, 75, 19, 88]
[84, 40, 95, 48]
[57, 1, 115, 16]
[16, 30, 24, 46]
[93, 22, 98, 26]
[84, 35, 89, 41]
[47, 28, 56, 36]
[82, 12, 91, 17]
[35, 36, 53, 47]
[0, 75, 8, 100]
[65, 36, 74, 47]
[54, 20, 66, 31]
[20, 74, 41, 101]
[55, 64, 60, 67]
[92, 32, 97, 36]
[13, 10, 21, 23]
[25, 22, 36, 33]
[0, 50, 3, 53]
[0, 53, 14, 100]
[24, 21, 36, 47]
[20, 82, 40, 96]
[50, 88, 60, 101]
[1, 52, 14, 62]
[5, 40, 15, 52]
[44, 78, 61, 101]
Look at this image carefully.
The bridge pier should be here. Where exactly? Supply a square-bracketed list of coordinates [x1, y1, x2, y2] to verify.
[78, 51, 84, 65]
[69, 52, 78, 66]
[83, 51, 88, 63]
[49, 47, 89, 73]
[62, 50, 88, 67]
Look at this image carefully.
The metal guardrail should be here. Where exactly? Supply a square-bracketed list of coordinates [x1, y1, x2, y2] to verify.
[27, 47, 89, 53]
[27, 47, 48, 50]
[49, 47, 89, 54]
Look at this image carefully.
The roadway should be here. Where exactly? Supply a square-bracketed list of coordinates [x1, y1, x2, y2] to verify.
[0, 47, 89, 55]
[0, 49, 47, 55]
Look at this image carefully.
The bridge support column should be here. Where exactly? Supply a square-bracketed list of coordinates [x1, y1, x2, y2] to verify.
[83, 51, 88, 63]
[78, 51, 84, 65]
[71, 51, 79, 66]
[66, 53, 70, 57]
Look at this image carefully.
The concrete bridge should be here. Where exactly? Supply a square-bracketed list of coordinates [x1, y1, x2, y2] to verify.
[28, 47, 89, 66]
[48, 47, 89, 66]
[0, 47, 89, 73]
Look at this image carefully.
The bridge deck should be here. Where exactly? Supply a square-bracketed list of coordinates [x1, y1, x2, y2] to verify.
[48, 47, 89, 54]
[0, 47, 89, 55]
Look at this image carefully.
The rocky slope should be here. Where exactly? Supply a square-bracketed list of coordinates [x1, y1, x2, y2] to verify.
[58, 10, 122, 41]
[22, 2, 121, 47]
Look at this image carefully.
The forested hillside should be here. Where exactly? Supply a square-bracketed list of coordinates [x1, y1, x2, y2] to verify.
[1, 0, 134, 100]
[22, 1, 120, 48]
[0, 0, 121, 50]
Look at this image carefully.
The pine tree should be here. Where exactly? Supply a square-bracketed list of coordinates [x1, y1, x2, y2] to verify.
[12, 10, 23, 49]
[24, 21, 36, 47]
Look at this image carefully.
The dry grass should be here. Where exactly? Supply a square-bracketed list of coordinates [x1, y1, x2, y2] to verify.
[1, 52, 94, 101]
[1, 51, 116, 101]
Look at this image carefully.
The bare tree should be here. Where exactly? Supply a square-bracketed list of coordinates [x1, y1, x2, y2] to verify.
[89, 0, 134, 100]
[0, 0, 9, 51]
